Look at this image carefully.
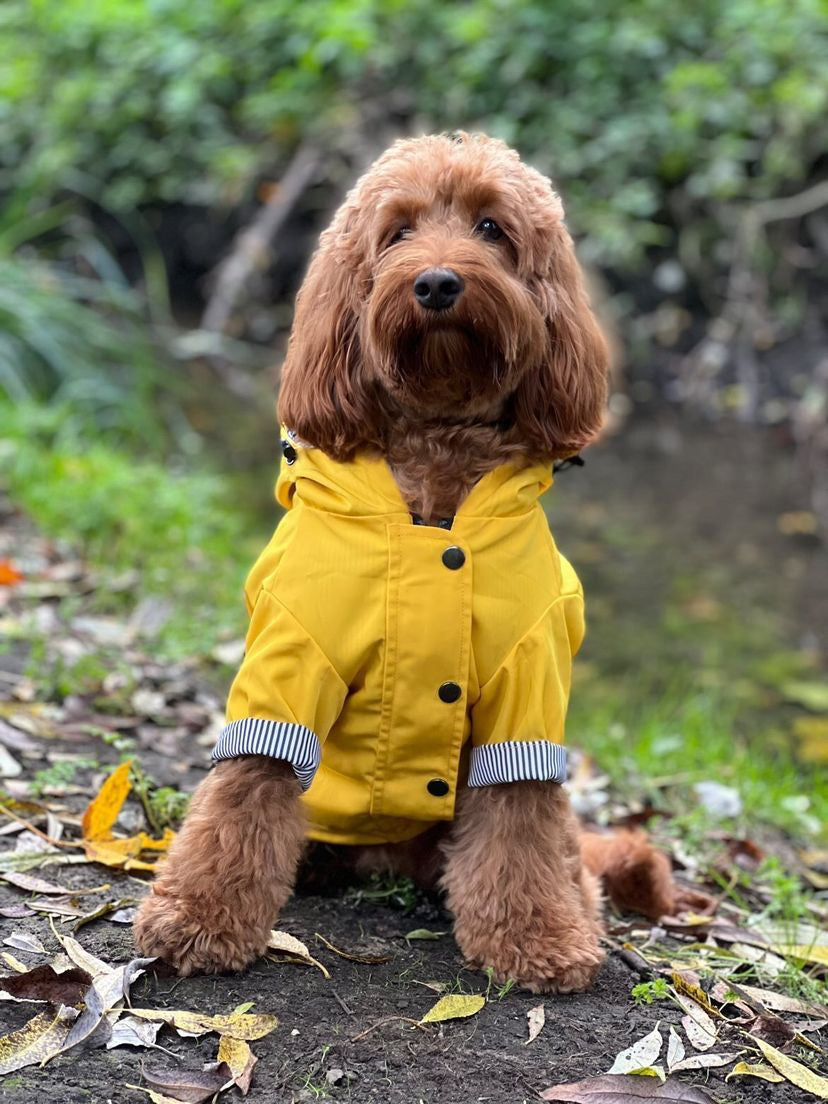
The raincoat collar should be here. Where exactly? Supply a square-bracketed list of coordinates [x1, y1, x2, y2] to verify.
[276, 438, 553, 520]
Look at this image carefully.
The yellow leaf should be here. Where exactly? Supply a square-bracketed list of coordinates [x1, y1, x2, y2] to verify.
[267, 930, 330, 978]
[726, 1061, 784, 1084]
[0, 952, 28, 973]
[756, 1038, 828, 1098]
[127, 1086, 185, 1104]
[0, 1005, 77, 1074]
[672, 971, 720, 1017]
[129, 1007, 278, 1041]
[794, 717, 828, 763]
[218, 1034, 257, 1094]
[83, 829, 174, 871]
[771, 945, 828, 968]
[81, 761, 132, 841]
[419, 993, 485, 1024]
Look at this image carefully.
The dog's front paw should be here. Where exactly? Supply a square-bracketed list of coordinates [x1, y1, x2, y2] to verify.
[134, 891, 269, 976]
[455, 920, 605, 995]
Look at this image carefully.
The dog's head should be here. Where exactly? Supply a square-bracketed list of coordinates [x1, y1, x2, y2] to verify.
[278, 132, 608, 460]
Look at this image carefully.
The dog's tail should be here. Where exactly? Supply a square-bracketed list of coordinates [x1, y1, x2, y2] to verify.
[580, 828, 677, 920]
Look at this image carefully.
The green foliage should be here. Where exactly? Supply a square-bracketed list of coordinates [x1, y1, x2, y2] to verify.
[29, 757, 99, 797]
[0, 401, 266, 657]
[3, 0, 827, 270]
[631, 978, 670, 1005]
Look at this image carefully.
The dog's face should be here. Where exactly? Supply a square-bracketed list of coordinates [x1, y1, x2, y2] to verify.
[279, 133, 608, 460]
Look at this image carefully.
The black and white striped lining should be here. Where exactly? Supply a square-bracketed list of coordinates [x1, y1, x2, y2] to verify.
[212, 719, 321, 790]
[468, 740, 567, 788]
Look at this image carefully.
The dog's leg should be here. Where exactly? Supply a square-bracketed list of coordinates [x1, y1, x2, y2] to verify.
[441, 780, 604, 993]
[134, 756, 305, 975]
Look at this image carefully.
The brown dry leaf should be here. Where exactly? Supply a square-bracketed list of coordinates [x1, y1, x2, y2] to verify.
[0, 1004, 78, 1074]
[0, 962, 90, 1004]
[419, 993, 485, 1024]
[81, 760, 132, 840]
[129, 1007, 279, 1041]
[525, 1002, 545, 1045]
[59, 957, 155, 1054]
[267, 930, 330, 978]
[218, 1034, 257, 1094]
[143, 1065, 229, 1103]
[755, 1037, 828, 1098]
[540, 1074, 715, 1101]
[725, 1061, 784, 1084]
[749, 1012, 796, 1048]
[314, 932, 392, 964]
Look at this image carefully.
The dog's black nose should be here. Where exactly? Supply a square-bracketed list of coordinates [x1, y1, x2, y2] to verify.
[413, 268, 464, 311]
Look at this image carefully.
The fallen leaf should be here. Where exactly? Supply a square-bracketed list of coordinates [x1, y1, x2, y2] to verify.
[267, 930, 330, 978]
[3, 932, 45, 954]
[749, 1012, 796, 1048]
[2, 872, 104, 895]
[794, 716, 828, 763]
[772, 944, 828, 968]
[218, 1034, 257, 1094]
[419, 993, 485, 1024]
[737, 984, 827, 1017]
[129, 1007, 279, 1041]
[608, 1024, 663, 1074]
[0, 561, 23, 586]
[59, 957, 154, 1053]
[105, 1015, 161, 1049]
[671, 972, 719, 1018]
[666, 1027, 685, 1071]
[0, 851, 89, 873]
[81, 761, 132, 840]
[405, 929, 446, 941]
[725, 1061, 784, 1084]
[540, 1073, 715, 1101]
[525, 1003, 545, 1045]
[143, 1065, 229, 1104]
[0, 952, 28, 972]
[83, 828, 174, 872]
[314, 932, 392, 964]
[681, 1015, 717, 1052]
[669, 1052, 739, 1071]
[755, 1037, 828, 1098]
[49, 924, 112, 977]
[782, 681, 828, 712]
[0, 963, 90, 1004]
[0, 1005, 78, 1074]
[127, 1086, 186, 1104]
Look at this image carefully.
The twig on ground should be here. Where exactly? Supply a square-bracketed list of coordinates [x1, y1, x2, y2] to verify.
[349, 1016, 428, 1042]
[0, 801, 81, 850]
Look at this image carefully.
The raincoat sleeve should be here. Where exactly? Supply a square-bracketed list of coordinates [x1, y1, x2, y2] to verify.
[467, 587, 584, 788]
[211, 587, 348, 790]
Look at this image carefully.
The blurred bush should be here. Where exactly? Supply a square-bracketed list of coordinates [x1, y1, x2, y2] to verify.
[3, 0, 826, 268]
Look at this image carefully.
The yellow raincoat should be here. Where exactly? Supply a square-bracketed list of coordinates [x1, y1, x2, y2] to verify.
[214, 438, 585, 845]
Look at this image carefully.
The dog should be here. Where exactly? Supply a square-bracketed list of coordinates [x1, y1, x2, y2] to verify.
[135, 133, 680, 992]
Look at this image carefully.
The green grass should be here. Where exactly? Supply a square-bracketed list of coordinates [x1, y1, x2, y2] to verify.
[1, 400, 269, 657]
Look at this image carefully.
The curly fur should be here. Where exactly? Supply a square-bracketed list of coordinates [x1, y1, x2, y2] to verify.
[135, 133, 682, 990]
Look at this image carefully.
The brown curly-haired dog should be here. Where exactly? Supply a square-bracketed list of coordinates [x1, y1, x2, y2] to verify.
[135, 133, 681, 992]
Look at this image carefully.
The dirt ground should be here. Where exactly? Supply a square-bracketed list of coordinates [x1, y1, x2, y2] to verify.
[0, 417, 826, 1103]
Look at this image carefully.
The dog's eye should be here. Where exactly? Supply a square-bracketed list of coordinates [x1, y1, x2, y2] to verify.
[476, 217, 504, 242]
[387, 226, 410, 247]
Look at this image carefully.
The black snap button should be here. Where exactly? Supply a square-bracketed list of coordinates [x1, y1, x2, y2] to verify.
[438, 681, 462, 703]
[281, 440, 297, 465]
[441, 546, 465, 570]
[427, 778, 450, 797]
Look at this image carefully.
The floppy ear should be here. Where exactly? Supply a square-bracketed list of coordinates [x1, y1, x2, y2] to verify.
[513, 225, 610, 459]
[277, 208, 382, 457]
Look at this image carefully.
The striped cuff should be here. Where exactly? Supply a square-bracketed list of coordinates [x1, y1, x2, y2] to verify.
[468, 740, 567, 788]
[212, 719, 321, 791]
